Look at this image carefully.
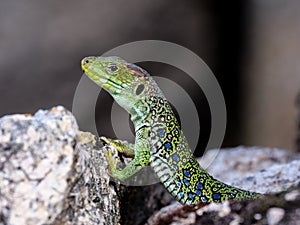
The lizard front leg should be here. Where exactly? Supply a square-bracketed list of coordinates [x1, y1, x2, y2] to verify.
[103, 129, 150, 182]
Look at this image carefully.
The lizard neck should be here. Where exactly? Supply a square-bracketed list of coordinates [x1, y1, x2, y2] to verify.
[130, 95, 180, 139]
[130, 99, 152, 131]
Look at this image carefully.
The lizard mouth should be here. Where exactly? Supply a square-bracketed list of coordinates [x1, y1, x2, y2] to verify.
[81, 57, 109, 85]
[81, 56, 122, 94]
[81, 56, 95, 70]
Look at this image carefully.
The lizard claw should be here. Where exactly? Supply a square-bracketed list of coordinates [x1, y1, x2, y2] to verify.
[100, 136, 127, 154]
[103, 147, 119, 176]
[100, 136, 111, 145]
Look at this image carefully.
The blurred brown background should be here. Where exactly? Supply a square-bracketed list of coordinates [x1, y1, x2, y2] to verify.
[0, 0, 299, 153]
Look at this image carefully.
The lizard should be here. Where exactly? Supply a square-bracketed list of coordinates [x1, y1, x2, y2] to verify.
[81, 56, 262, 205]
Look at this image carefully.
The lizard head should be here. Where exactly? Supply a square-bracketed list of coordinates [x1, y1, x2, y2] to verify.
[81, 56, 160, 113]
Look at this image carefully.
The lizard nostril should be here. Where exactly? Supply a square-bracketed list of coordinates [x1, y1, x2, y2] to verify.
[85, 59, 89, 64]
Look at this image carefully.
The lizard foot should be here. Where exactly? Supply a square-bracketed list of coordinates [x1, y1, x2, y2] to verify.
[100, 136, 111, 145]
[102, 146, 135, 182]
[103, 147, 119, 178]
[100, 136, 135, 158]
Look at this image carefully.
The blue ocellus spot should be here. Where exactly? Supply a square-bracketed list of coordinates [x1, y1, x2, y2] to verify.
[188, 193, 194, 200]
[183, 179, 190, 185]
[164, 142, 171, 149]
[195, 190, 202, 196]
[184, 170, 190, 177]
[176, 182, 181, 187]
[172, 154, 179, 162]
[157, 129, 165, 137]
[201, 197, 207, 203]
[178, 192, 183, 198]
[197, 183, 204, 189]
[213, 193, 221, 200]
[172, 164, 178, 170]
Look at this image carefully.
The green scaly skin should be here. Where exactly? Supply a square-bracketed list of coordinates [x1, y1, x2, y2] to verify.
[81, 56, 262, 205]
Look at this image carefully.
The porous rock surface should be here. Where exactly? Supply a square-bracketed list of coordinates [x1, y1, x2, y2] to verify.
[0, 106, 120, 225]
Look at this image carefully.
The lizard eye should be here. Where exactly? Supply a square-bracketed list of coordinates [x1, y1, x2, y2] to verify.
[107, 64, 119, 73]
[135, 84, 145, 95]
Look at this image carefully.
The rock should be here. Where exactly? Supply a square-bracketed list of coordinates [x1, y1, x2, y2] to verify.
[0, 106, 120, 225]
[146, 187, 300, 225]
[204, 147, 300, 194]
[205, 147, 299, 180]
[68, 131, 121, 225]
[266, 207, 285, 225]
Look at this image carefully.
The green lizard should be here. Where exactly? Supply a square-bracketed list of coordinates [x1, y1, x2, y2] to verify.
[81, 56, 262, 205]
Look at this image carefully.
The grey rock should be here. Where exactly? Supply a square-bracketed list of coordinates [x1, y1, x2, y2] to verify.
[204, 147, 300, 194]
[70, 131, 120, 225]
[0, 106, 78, 225]
[0, 106, 120, 225]
[146, 187, 300, 225]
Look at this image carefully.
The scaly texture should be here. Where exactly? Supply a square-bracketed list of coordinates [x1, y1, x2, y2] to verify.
[81, 56, 262, 205]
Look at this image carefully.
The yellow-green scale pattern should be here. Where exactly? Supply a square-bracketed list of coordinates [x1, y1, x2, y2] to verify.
[81, 56, 262, 205]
